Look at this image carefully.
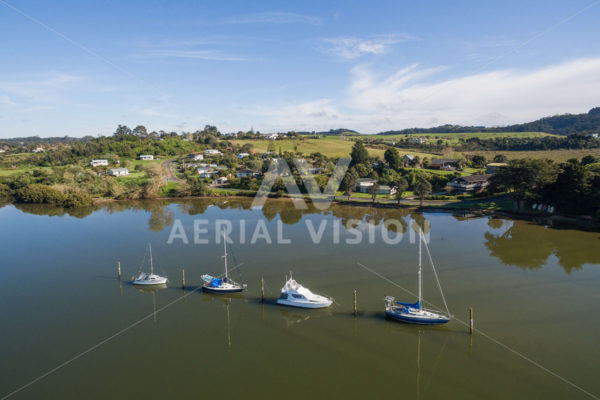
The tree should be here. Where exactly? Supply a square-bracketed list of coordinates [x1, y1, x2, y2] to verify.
[582, 155, 598, 165]
[350, 141, 369, 166]
[414, 178, 432, 207]
[267, 141, 276, 153]
[395, 177, 408, 205]
[369, 182, 380, 203]
[471, 154, 487, 168]
[341, 169, 358, 200]
[490, 159, 559, 210]
[384, 148, 401, 170]
[133, 125, 148, 138]
[113, 124, 132, 137]
[493, 154, 508, 163]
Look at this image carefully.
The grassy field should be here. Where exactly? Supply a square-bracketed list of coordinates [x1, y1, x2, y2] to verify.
[232, 138, 437, 159]
[370, 131, 557, 145]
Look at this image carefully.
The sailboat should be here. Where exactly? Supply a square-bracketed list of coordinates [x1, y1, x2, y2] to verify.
[276, 273, 333, 309]
[132, 244, 168, 286]
[202, 233, 247, 294]
[385, 229, 451, 325]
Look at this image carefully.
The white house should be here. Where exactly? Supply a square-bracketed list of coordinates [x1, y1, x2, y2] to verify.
[139, 155, 154, 161]
[0, 149, 5, 153]
[90, 159, 108, 167]
[448, 174, 492, 192]
[212, 176, 228, 185]
[108, 168, 129, 177]
[587, 133, 599, 138]
[236, 169, 260, 178]
[32, 146, 45, 153]
[188, 153, 204, 161]
[356, 179, 396, 195]
[265, 133, 279, 140]
[205, 149, 222, 156]
[236, 152, 250, 159]
[306, 167, 324, 175]
[197, 167, 216, 178]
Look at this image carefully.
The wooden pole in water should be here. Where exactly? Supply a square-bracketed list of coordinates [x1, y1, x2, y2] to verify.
[261, 277, 265, 303]
[118, 262, 121, 280]
[182, 269, 186, 289]
[469, 307, 474, 334]
[353, 290, 357, 316]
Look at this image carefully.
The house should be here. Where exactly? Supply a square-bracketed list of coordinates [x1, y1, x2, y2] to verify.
[181, 163, 198, 169]
[486, 162, 508, 174]
[306, 167, 324, 175]
[188, 153, 204, 161]
[376, 185, 397, 195]
[205, 149, 222, 156]
[586, 133, 599, 138]
[139, 155, 154, 161]
[236, 169, 260, 178]
[410, 137, 427, 144]
[32, 146, 45, 153]
[236, 153, 250, 159]
[197, 167, 216, 178]
[356, 178, 378, 193]
[429, 159, 459, 170]
[265, 133, 279, 140]
[0, 149, 5, 153]
[108, 168, 129, 177]
[356, 179, 396, 195]
[448, 174, 492, 192]
[402, 154, 415, 165]
[212, 176, 228, 185]
[90, 159, 108, 167]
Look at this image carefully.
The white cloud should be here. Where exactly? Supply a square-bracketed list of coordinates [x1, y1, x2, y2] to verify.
[224, 12, 322, 25]
[0, 73, 84, 104]
[246, 57, 600, 132]
[321, 34, 413, 60]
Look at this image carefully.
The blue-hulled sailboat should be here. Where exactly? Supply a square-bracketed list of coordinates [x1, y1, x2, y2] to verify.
[202, 232, 247, 294]
[385, 229, 451, 325]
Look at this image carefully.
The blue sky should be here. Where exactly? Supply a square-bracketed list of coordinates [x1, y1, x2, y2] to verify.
[1, 0, 600, 137]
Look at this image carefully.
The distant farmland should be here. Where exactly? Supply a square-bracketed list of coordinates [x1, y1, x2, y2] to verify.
[371, 131, 557, 144]
[232, 138, 434, 159]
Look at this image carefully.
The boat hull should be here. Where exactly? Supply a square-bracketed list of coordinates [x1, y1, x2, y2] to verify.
[202, 284, 245, 294]
[276, 299, 332, 309]
[132, 278, 167, 286]
[385, 310, 450, 325]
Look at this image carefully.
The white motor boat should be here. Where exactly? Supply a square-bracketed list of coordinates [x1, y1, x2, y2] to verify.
[276, 275, 332, 309]
[132, 244, 168, 286]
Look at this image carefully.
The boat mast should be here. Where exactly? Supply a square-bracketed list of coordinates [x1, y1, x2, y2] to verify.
[149, 243, 154, 274]
[418, 229, 422, 308]
[223, 231, 228, 279]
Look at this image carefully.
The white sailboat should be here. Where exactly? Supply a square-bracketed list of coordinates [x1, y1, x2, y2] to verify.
[132, 244, 168, 286]
[276, 273, 333, 309]
[385, 229, 451, 325]
[202, 233, 246, 294]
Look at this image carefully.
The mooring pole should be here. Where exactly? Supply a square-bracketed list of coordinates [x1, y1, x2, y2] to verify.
[353, 290, 358, 316]
[469, 307, 474, 334]
[261, 277, 265, 303]
[118, 261, 121, 280]
[182, 269, 186, 289]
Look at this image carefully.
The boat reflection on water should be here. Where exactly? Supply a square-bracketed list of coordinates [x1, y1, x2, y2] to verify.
[133, 283, 167, 322]
[279, 309, 311, 327]
[202, 292, 246, 350]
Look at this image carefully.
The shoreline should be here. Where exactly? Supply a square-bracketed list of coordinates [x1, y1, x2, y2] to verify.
[4, 192, 599, 232]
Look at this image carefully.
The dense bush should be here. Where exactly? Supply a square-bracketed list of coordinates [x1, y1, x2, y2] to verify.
[14, 184, 92, 208]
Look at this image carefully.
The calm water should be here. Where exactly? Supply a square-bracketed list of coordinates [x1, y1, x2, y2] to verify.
[1, 199, 599, 399]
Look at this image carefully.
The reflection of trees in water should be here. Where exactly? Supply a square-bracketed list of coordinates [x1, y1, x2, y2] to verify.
[12, 197, 425, 235]
[13, 203, 95, 218]
[485, 220, 600, 273]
